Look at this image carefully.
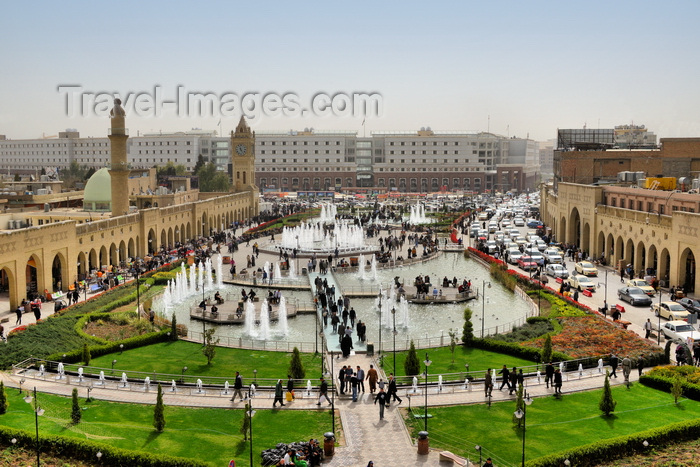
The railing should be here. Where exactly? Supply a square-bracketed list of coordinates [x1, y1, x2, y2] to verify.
[228, 275, 311, 289]
[183, 334, 318, 353]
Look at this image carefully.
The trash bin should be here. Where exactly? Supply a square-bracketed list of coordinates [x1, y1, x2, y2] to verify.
[323, 432, 335, 457]
[366, 342, 374, 356]
[302, 268, 308, 275]
[417, 431, 429, 455]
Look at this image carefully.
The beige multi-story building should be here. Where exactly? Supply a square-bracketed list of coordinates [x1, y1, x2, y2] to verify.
[540, 182, 698, 293]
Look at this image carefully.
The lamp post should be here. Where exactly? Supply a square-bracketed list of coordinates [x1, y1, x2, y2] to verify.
[475, 445, 482, 465]
[111, 359, 117, 374]
[181, 366, 187, 384]
[24, 387, 44, 467]
[378, 291, 383, 356]
[423, 353, 432, 432]
[247, 383, 254, 467]
[514, 391, 533, 467]
[319, 330, 325, 375]
[135, 266, 140, 320]
[481, 280, 491, 338]
[392, 306, 397, 376]
[330, 350, 335, 434]
[657, 287, 663, 345]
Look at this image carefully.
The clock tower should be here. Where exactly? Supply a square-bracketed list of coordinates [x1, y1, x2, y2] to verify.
[231, 116, 257, 193]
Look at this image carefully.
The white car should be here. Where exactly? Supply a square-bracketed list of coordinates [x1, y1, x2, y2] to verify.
[661, 320, 697, 343]
[507, 248, 523, 265]
[513, 218, 525, 227]
[545, 263, 569, 279]
[566, 275, 596, 292]
[543, 249, 563, 264]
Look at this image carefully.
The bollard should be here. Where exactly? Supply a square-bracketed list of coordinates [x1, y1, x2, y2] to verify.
[366, 342, 375, 356]
[417, 431, 429, 455]
[323, 432, 335, 457]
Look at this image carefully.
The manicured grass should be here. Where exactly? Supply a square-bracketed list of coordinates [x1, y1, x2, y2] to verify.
[385, 345, 535, 379]
[83, 340, 323, 383]
[0, 391, 329, 466]
[404, 383, 700, 466]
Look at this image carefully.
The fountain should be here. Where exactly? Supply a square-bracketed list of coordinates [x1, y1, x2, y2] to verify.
[356, 254, 367, 280]
[274, 263, 282, 282]
[412, 376, 418, 394]
[78, 367, 84, 382]
[464, 378, 470, 390]
[57, 362, 65, 380]
[578, 363, 584, 377]
[121, 372, 128, 387]
[144, 376, 150, 391]
[597, 358, 604, 373]
[171, 380, 177, 392]
[224, 381, 230, 395]
[288, 260, 297, 279]
[258, 299, 271, 340]
[319, 203, 338, 223]
[438, 375, 443, 392]
[407, 203, 433, 224]
[306, 380, 312, 396]
[98, 371, 105, 385]
[240, 300, 253, 336]
[216, 255, 224, 289]
[278, 221, 373, 254]
[277, 296, 289, 336]
[537, 370, 541, 383]
[39, 364, 44, 377]
[370, 255, 378, 281]
[196, 379, 203, 393]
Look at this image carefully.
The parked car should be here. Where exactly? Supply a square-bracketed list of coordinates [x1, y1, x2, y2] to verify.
[527, 251, 545, 266]
[567, 275, 596, 292]
[506, 248, 523, 265]
[661, 320, 697, 343]
[545, 263, 569, 279]
[653, 301, 692, 320]
[678, 297, 700, 314]
[574, 261, 598, 276]
[543, 248, 563, 264]
[617, 286, 652, 306]
[527, 219, 543, 228]
[513, 218, 525, 227]
[517, 256, 538, 271]
[625, 279, 655, 296]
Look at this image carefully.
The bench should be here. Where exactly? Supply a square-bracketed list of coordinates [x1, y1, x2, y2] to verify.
[439, 451, 467, 466]
[89, 284, 102, 294]
[581, 289, 592, 297]
[615, 304, 626, 313]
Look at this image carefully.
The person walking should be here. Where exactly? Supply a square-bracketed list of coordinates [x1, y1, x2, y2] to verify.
[622, 355, 632, 382]
[508, 367, 518, 395]
[553, 368, 563, 394]
[350, 373, 359, 402]
[387, 374, 402, 405]
[339, 366, 347, 394]
[356, 365, 365, 393]
[15, 305, 22, 325]
[366, 364, 378, 393]
[644, 319, 653, 339]
[286, 375, 296, 401]
[231, 371, 244, 402]
[498, 365, 511, 391]
[273, 379, 285, 407]
[609, 353, 619, 378]
[484, 369, 493, 397]
[316, 377, 331, 406]
[545, 362, 554, 388]
[374, 387, 388, 420]
[637, 355, 645, 377]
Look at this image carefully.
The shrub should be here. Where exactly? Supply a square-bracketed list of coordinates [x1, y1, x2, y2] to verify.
[71, 388, 81, 424]
[82, 343, 91, 365]
[0, 382, 7, 414]
[288, 347, 305, 379]
[599, 372, 616, 416]
[541, 335, 553, 364]
[153, 383, 165, 432]
[462, 307, 474, 343]
[404, 341, 420, 376]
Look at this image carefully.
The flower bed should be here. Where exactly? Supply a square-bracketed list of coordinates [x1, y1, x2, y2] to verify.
[523, 316, 660, 359]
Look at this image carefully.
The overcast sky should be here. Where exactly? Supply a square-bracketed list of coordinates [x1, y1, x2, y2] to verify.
[1, 1, 699, 141]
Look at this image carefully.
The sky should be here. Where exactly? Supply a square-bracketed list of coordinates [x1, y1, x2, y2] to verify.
[1, 0, 699, 142]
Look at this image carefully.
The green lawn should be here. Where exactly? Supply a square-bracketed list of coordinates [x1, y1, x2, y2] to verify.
[1, 391, 330, 466]
[384, 345, 535, 380]
[81, 341, 322, 384]
[404, 383, 700, 466]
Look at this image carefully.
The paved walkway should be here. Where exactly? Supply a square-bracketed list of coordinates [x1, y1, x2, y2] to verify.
[2, 351, 642, 467]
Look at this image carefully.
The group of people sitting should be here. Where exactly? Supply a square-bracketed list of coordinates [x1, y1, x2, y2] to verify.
[275, 440, 323, 466]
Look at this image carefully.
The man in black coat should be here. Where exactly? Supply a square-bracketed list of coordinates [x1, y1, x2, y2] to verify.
[545, 362, 554, 388]
[498, 365, 511, 391]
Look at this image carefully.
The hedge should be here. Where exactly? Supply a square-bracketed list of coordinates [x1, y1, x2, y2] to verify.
[467, 338, 570, 364]
[527, 419, 700, 467]
[639, 367, 700, 401]
[0, 427, 208, 467]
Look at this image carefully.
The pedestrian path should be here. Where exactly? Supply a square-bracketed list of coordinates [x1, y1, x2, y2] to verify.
[2, 352, 643, 467]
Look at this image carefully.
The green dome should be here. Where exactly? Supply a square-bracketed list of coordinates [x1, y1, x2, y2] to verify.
[83, 168, 111, 211]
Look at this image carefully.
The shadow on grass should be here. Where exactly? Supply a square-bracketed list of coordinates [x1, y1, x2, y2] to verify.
[674, 401, 687, 411]
[143, 430, 163, 446]
[601, 413, 618, 429]
[234, 439, 247, 456]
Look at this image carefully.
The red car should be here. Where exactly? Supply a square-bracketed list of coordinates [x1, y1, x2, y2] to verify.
[517, 256, 538, 271]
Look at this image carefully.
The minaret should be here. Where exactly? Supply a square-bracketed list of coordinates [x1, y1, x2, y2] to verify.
[230, 116, 258, 193]
[108, 98, 129, 217]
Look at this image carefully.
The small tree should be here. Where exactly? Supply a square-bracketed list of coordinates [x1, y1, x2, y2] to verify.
[71, 388, 81, 424]
[448, 329, 457, 363]
[513, 384, 525, 428]
[0, 381, 8, 414]
[202, 328, 219, 365]
[462, 307, 474, 343]
[541, 335, 552, 365]
[241, 403, 251, 441]
[170, 313, 178, 341]
[289, 347, 306, 379]
[82, 343, 91, 365]
[599, 371, 617, 416]
[671, 375, 683, 404]
[153, 383, 165, 432]
[404, 341, 420, 376]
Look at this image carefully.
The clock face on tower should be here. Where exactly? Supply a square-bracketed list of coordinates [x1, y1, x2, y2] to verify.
[235, 144, 247, 155]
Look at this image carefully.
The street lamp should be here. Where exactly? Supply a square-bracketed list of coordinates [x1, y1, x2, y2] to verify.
[514, 391, 533, 467]
[181, 366, 188, 384]
[481, 280, 492, 338]
[657, 286, 663, 345]
[24, 387, 44, 467]
[378, 291, 383, 356]
[319, 330, 325, 375]
[135, 266, 140, 320]
[392, 306, 397, 376]
[247, 383, 254, 467]
[330, 350, 336, 434]
[423, 353, 432, 432]
[111, 359, 117, 374]
[474, 445, 482, 465]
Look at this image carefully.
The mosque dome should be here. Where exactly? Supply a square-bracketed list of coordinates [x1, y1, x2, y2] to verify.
[83, 168, 112, 212]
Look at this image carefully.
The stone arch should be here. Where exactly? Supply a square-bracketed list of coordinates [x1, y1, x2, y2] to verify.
[99, 245, 108, 269]
[1, 266, 18, 310]
[558, 216, 566, 244]
[679, 247, 697, 293]
[646, 244, 658, 276]
[597, 230, 606, 258]
[109, 243, 118, 267]
[78, 251, 89, 280]
[186, 222, 191, 240]
[567, 208, 581, 246]
[160, 230, 167, 249]
[167, 227, 174, 247]
[26, 253, 43, 298]
[606, 233, 615, 260]
[635, 241, 646, 278]
[50, 252, 68, 292]
[87, 249, 97, 273]
[624, 239, 635, 271]
[201, 213, 208, 237]
[148, 229, 157, 254]
[582, 222, 591, 255]
[615, 236, 624, 265]
[119, 240, 127, 264]
[659, 248, 671, 287]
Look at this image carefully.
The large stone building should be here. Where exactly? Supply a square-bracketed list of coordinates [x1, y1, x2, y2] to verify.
[540, 182, 698, 293]
[0, 104, 258, 310]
